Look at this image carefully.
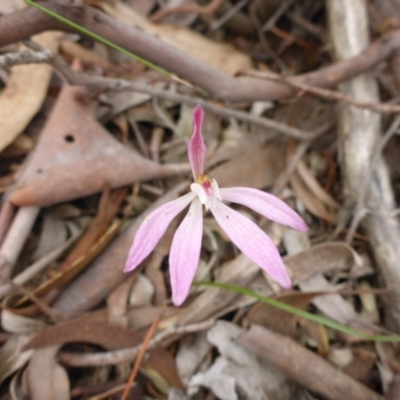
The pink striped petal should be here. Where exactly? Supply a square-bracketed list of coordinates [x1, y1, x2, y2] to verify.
[124, 192, 195, 273]
[210, 200, 291, 288]
[219, 187, 308, 232]
[169, 197, 203, 306]
[188, 105, 206, 180]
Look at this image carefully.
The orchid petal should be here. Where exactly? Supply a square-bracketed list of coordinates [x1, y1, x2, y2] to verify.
[124, 192, 195, 273]
[219, 187, 308, 232]
[169, 197, 203, 306]
[188, 105, 206, 180]
[210, 200, 291, 288]
[190, 182, 208, 205]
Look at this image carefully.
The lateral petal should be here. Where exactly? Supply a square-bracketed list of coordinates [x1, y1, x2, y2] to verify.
[169, 197, 203, 306]
[219, 187, 308, 232]
[124, 192, 195, 273]
[211, 200, 291, 288]
[188, 105, 206, 180]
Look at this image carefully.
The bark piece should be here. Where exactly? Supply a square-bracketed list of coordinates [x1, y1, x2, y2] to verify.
[327, 0, 400, 331]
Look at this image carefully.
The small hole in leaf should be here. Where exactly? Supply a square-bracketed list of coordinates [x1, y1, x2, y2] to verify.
[64, 134, 75, 143]
[37, 168, 43, 174]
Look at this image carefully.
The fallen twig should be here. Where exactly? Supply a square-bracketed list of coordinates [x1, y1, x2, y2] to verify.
[58, 318, 215, 367]
[13, 45, 325, 140]
[245, 69, 400, 114]
[0, 48, 54, 68]
[240, 325, 384, 400]
[1, 1, 400, 102]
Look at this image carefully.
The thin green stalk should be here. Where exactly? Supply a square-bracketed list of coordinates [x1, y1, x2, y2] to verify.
[24, 0, 173, 78]
[197, 281, 400, 342]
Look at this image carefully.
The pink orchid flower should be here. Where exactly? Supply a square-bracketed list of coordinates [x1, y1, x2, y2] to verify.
[124, 105, 308, 306]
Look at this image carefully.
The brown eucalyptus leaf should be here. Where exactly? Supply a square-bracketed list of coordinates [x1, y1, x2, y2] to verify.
[107, 272, 138, 328]
[0, 31, 60, 153]
[290, 171, 334, 223]
[142, 347, 185, 391]
[1, 309, 48, 334]
[210, 144, 284, 189]
[343, 348, 376, 383]
[286, 241, 359, 281]
[9, 82, 189, 207]
[23, 306, 179, 351]
[296, 159, 340, 209]
[58, 187, 127, 270]
[23, 310, 144, 351]
[0, 334, 33, 384]
[60, 39, 112, 70]
[27, 346, 70, 400]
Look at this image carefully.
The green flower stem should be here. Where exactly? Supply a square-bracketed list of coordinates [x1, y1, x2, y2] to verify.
[24, 0, 173, 78]
[197, 281, 400, 342]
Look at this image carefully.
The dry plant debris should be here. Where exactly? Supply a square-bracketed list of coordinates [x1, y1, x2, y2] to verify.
[1, 0, 400, 399]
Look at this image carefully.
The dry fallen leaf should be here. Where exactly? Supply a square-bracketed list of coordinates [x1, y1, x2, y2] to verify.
[188, 321, 296, 400]
[23, 310, 144, 351]
[89, 0, 252, 76]
[9, 81, 189, 207]
[142, 347, 185, 393]
[296, 158, 340, 209]
[176, 331, 212, 386]
[210, 144, 285, 189]
[26, 346, 70, 400]
[60, 39, 112, 70]
[23, 306, 180, 351]
[290, 169, 335, 223]
[0, 334, 33, 384]
[0, 31, 61, 153]
[0, 0, 25, 14]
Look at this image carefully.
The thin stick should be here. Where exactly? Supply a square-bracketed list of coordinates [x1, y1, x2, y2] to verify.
[262, 0, 296, 33]
[120, 306, 166, 400]
[4, 1, 400, 102]
[245, 70, 400, 114]
[273, 141, 312, 196]
[0, 48, 54, 68]
[59, 318, 216, 367]
[17, 45, 321, 140]
[211, 0, 249, 31]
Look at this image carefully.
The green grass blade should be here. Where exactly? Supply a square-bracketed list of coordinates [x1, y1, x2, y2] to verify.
[197, 281, 400, 342]
[24, 0, 173, 78]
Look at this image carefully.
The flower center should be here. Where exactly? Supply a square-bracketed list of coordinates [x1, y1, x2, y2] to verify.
[191, 174, 222, 210]
[196, 174, 213, 196]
